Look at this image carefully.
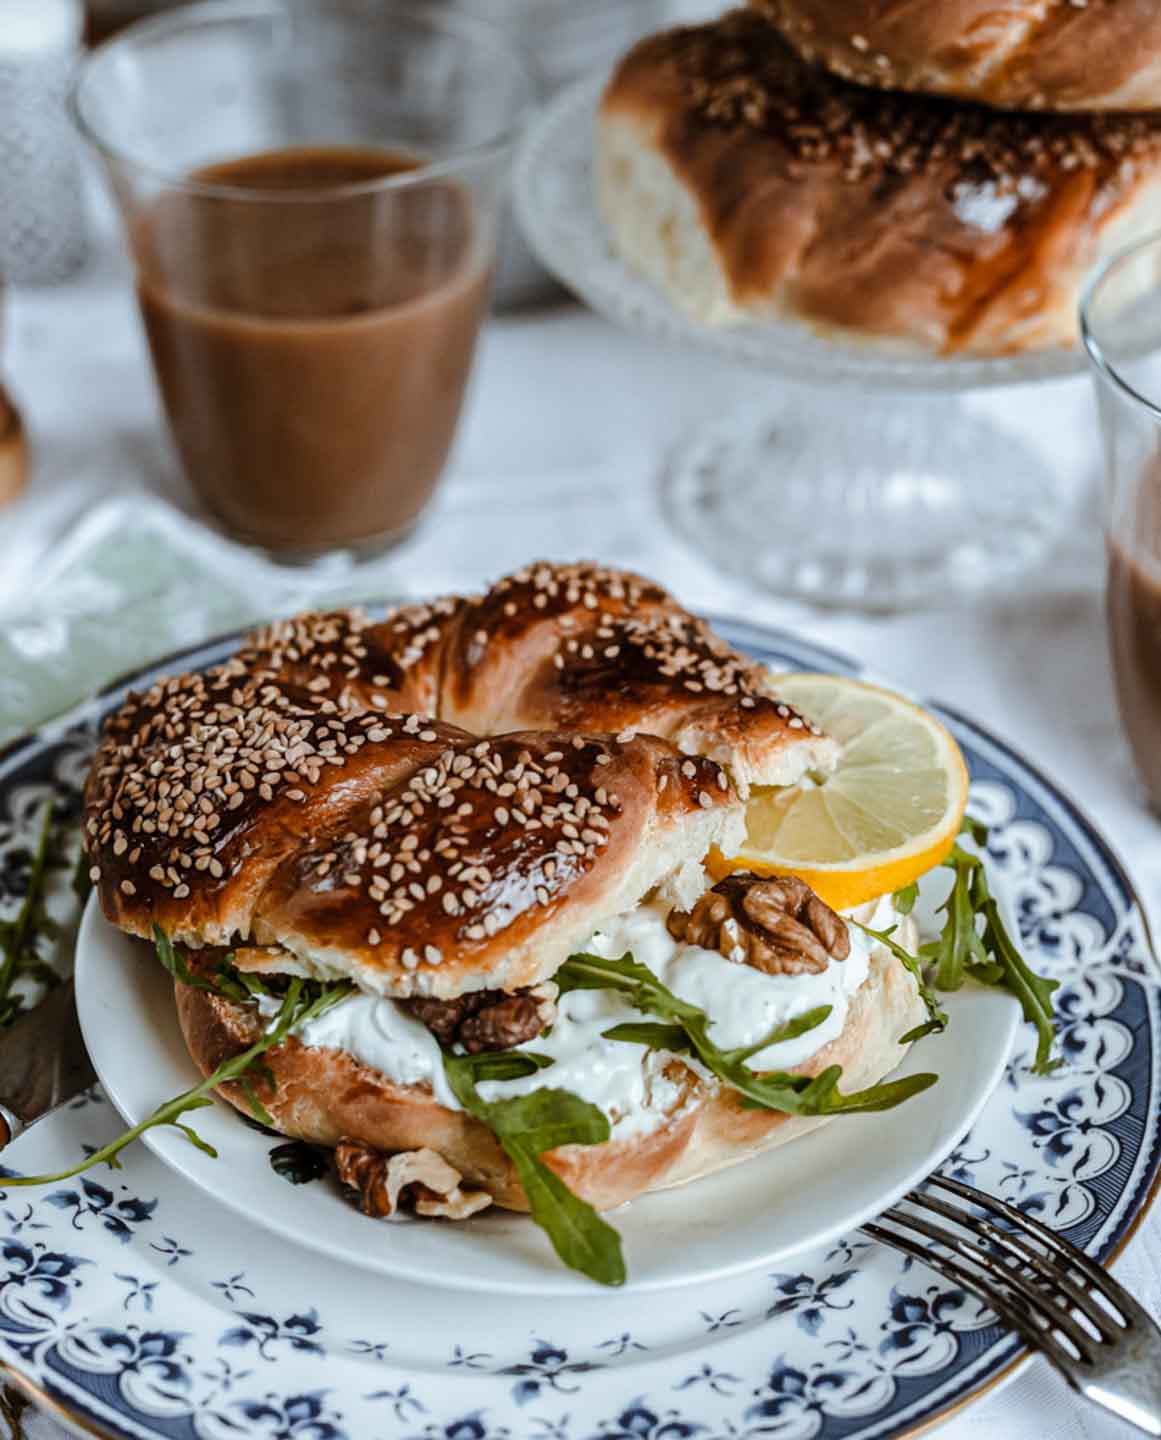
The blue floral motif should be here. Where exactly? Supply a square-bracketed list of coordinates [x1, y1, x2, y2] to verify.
[939, 1143, 990, 1186]
[45, 1178, 157, 1242]
[212, 1272, 256, 1304]
[366, 1382, 427, 1420]
[498, 1341, 604, 1405]
[60, 1324, 192, 1411]
[404, 1413, 510, 1440]
[597, 1334, 648, 1358]
[1051, 975, 1133, 1076]
[822, 1237, 872, 1266]
[66, 1085, 106, 1112]
[0, 1204, 47, 1236]
[0, 1238, 87, 1362]
[766, 1270, 856, 1335]
[879, 1285, 990, 1373]
[216, 1389, 346, 1440]
[221, 1308, 326, 1360]
[1015, 1081, 1126, 1191]
[149, 1235, 192, 1266]
[529, 1417, 573, 1439]
[0, 620, 1158, 1440]
[674, 1364, 740, 1396]
[583, 1398, 705, 1438]
[746, 1356, 893, 1437]
[348, 1338, 390, 1362]
[116, 1272, 158, 1312]
[449, 1344, 493, 1369]
[200, 1354, 256, 1405]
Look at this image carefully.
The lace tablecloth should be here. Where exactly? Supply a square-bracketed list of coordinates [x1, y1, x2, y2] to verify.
[2, 221, 1158, 1440]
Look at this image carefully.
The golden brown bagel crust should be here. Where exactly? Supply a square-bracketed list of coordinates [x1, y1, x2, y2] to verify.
[83, 656, 473, 948]
[86, 692, 741, 998]
[254, 728, 742, 999]
[241, 562, 838, 791]
[599, 12, 1161, 357]
[750, 0, 1161, 113]
[174, 945, 924, 1212]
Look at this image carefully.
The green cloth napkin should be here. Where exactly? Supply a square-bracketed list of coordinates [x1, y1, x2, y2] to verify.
[1, 496, 407, 743]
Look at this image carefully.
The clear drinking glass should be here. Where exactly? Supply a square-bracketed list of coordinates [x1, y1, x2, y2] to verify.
[72, 0, 535, 559]
[1082, 233, 1161, 810]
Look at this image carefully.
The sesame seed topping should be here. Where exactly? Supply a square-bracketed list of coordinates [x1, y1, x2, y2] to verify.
[665, 11, 1161, 190]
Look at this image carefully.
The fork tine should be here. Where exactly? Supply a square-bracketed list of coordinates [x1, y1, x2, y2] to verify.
[929, 1175, 1154, 1331]
[862, 1219, 1080, 1373]
[879, 1205, 1098, 1361]
[907, 1189, 1123, 1343]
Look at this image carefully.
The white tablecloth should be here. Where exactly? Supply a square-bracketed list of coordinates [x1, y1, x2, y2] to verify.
[2, 216, 1159, 1440]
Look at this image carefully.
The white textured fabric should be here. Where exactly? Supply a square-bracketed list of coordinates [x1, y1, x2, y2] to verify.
[1, 202, 1157, 1440]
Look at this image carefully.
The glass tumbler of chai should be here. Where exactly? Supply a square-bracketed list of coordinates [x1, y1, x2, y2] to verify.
[1081, 232, 1161, 812]
[72, 0, 535, 558]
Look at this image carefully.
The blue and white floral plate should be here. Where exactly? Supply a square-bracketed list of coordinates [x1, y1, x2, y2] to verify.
[1, 616, 1159, 1440]
[75, 892, 1016, 1297]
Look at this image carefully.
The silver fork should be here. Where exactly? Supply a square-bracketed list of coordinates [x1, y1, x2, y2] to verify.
[863, 1173, 1161, 1435]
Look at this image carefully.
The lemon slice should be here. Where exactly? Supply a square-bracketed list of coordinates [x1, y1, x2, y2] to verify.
[712, 673, 969, 910]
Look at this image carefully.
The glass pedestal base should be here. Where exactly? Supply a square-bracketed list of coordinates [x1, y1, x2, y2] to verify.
[661, 397, 1063, 608]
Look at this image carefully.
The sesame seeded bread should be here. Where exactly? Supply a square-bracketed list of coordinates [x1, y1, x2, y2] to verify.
[174, 937, 923, 1212]
[85, 677, 743, 999]
[241, 561, 838, 792]
[253, 729, 743, 999]
[750, 0, 1161, 113]
[598, 12, 1161, 356]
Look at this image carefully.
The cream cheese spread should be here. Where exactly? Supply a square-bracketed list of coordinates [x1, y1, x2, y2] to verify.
[282, 893, 900, 1135]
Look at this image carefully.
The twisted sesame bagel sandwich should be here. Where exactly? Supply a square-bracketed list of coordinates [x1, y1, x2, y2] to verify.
[598, 11, 1161, 357]
[79, 600, 938, 1285]
[235, 560, 838, 792]
[749, 0, 1161, 113]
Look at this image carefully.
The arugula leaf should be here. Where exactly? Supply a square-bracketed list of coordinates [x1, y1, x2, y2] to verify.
[240, 1077, 276, 1127]
[920, 823, 1059, 1075]
[559, 953, 936, 1117]
[459, 1050, 554, 1083]
[150, 923, 255, 1005]
[0, 802, 61, 1028]
[6, 974, 354, 1187]
[71, 846, 93, 905]
[851, 920, 948, 1044]
[892, 881, 920, 917]
[969, 861, 1060, 1075]
[601, 1021, 692, 1053]
[443, 1051, 625, 1287]
[922, 843, 989, 990]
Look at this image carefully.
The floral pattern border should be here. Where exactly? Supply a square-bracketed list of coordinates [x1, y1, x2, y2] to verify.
[0, 620, 1157, 1440]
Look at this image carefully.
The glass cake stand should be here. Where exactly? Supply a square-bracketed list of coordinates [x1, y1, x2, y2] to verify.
[513, 73, 1088, 608]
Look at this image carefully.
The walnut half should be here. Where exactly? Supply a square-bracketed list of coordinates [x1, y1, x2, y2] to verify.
[401, 981, 557, 1053]
[667, 873, 850, 976]
[335, 1142, 493, 1221]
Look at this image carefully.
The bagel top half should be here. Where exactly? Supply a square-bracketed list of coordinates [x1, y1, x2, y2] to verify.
[237, 560, 838, 791]
[83, 562, 834, 998]
[85, 664, 742, 998]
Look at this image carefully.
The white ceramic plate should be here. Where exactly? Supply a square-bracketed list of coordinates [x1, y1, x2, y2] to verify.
[75, 883, 1017, 1296]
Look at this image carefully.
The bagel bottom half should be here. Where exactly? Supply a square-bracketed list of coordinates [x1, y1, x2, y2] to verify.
[175, 940, 926, 1213]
